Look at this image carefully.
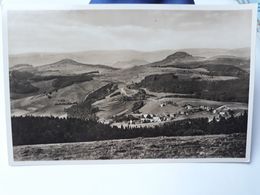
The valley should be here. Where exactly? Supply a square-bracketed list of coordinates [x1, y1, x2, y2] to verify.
[10, 50, 250, 128]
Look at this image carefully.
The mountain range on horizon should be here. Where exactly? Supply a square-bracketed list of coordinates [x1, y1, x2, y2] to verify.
[9, 47, 250, 69]
[10, 50, 251, 79]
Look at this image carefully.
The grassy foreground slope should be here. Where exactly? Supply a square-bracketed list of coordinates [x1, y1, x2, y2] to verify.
[13, 133, 246, 161]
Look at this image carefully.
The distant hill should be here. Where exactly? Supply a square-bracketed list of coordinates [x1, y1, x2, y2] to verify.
[9, 58, 117, 101]
[207, 56, 250, 71]
[37, 59, 118, 74]
[11, 59, 118, 76]
[10, 64, 37, 72]
[122, 51, 250, 102]
[150, 51, 205, 67]
[150, 51, 250, 72]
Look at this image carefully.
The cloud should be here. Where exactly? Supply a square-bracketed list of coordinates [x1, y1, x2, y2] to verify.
[8, 9, 252, 54]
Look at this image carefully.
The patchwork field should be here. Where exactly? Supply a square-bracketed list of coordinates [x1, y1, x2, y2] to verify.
[13, 133, 246, 161]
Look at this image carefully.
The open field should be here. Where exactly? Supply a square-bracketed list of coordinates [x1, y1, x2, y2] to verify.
[13, 133, 246, 161]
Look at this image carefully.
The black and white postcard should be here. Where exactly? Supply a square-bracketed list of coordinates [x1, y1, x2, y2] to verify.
[3, 4, 257, 164]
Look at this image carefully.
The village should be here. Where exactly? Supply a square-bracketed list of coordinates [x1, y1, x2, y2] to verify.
[99, 102, 243, 128]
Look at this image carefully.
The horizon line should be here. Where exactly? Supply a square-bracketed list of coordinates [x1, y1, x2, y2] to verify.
[9, 47, 251, 56]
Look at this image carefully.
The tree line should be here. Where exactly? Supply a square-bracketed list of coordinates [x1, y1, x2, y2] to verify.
[11, 112, 248, 146]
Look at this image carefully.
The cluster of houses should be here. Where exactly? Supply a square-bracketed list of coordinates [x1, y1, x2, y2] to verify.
[183, 104, 213, 112]
[98, 102, 242, 128]
[182, 104, 241, 122]
[182, 104, 235, 118]
[98, 118, 113, 125]
[139, 113, 173, 123]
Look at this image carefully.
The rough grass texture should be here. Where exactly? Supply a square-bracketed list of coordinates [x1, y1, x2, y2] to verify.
[13, 133, 246, 161]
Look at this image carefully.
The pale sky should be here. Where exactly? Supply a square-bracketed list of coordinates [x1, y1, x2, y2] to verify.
[8, 9, 252, 55]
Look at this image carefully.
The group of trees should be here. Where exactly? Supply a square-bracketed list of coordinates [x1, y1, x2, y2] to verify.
[11, 112, 248, 146]
[10, 70, 39, 94]
[138, 73, 249, 103]
[66, 83, 118, 120]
